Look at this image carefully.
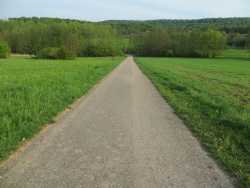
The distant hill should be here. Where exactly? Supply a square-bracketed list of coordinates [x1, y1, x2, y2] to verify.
[4, 17, 250, 35]
[102, 17, 250, 35]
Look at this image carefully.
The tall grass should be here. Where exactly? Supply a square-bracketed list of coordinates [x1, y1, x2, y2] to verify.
[0, 57, 122, 160]
[136, 55, 250, 187]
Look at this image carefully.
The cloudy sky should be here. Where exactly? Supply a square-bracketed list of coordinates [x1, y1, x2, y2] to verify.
[0, 0, 250, 21]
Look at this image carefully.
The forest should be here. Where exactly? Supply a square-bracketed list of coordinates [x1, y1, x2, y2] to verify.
[105, 17, 250, 48]
[0, 17, 249, 59]
[0, 18, 125, 59]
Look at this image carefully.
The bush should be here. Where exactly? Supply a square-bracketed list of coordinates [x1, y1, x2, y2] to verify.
[37, 47, 59, 59]
[58, 47, 76, 59]
[37, 47, 76, 60]
[0, 41, 10, 58]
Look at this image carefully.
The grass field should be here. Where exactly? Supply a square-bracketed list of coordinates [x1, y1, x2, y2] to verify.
[0, 56, 123, 161]
[136, 52, 250, 187]
[220, 49, 250, 60]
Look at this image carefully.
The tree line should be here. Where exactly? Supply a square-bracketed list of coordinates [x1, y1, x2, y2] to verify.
[0, 17, 249, 59]
[105, 18, 250, 49]
[0, 18, 126, 59]
[104, 17, 250, 34]
[129, 28, 227, 57]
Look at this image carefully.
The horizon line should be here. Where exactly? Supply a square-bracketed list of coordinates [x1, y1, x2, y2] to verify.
[1, 16, 250, 22]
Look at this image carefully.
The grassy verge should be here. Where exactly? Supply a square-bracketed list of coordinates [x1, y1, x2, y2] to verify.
[0, 56, 123, 160]
[136, 55, 250, 187]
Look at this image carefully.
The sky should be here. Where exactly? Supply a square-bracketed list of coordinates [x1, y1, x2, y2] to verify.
[0, 0, 250, 21]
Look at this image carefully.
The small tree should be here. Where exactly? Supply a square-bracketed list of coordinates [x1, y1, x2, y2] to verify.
[195, 29, 226, 58]
[246, 32, 250, 49]
[0, 40, 10, 58]
[209, 30, 226, 57]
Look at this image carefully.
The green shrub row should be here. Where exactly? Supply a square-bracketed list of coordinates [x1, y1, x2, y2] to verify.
[37, 47, 76, 60]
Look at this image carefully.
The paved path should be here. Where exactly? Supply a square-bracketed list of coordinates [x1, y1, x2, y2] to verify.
[0, 57, 234, 188]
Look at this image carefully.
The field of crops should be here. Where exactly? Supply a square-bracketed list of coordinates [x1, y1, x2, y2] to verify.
[136, 52, 250, 187]
[0, 56, 122, 160]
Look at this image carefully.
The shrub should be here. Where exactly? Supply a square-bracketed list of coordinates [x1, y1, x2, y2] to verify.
[37, 47, 60, 59]
[37, 47, 76, 59]
[58, 47, 76, 59]
[0, 41, 10, 58]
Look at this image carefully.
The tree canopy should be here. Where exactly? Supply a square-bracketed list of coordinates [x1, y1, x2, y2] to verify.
[0, 18, 126, 58]
[129, 28, 226, 57]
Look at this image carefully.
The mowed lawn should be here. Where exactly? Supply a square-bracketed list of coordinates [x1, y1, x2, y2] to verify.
[0, 56, 123, 160]
[136, 55, 250, 187]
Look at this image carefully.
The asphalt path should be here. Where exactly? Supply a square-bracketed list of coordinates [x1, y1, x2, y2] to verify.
[0, 57, 234, 188]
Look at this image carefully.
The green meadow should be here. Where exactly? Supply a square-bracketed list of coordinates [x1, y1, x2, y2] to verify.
[0, 57, 122, 160]
[136, 50, 250, 187]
